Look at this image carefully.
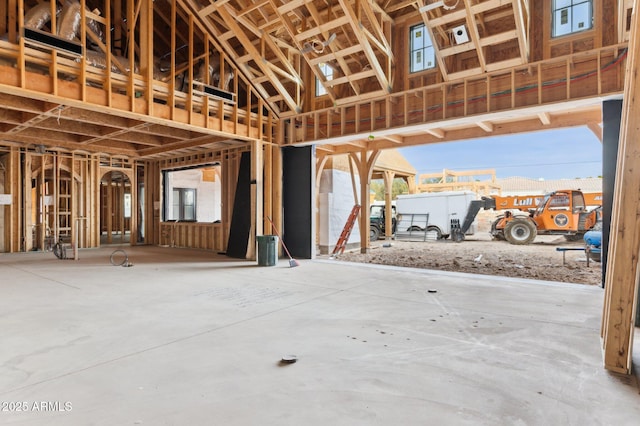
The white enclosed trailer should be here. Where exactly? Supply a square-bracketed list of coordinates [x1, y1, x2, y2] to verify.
[395, 191, 477, 239]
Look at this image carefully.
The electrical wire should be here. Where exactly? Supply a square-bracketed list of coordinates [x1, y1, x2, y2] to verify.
[110, 249, 133, 267]
[299, 48, 628, 130]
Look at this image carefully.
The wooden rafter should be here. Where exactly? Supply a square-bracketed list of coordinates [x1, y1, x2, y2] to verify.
[301, 1, 357, 98]
[271, 1, 341, 100]
[189, 0, 304, 114]
[511, 0, 529, 62]
[217, 4, 299, 111]
[337, 0, 391, 93]
[422, 0, 528, 80]
[462, 0, 486, 73]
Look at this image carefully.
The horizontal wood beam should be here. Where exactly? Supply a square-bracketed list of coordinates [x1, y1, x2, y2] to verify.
[316, 108, 603, 155]
[294, 16, 351, 42]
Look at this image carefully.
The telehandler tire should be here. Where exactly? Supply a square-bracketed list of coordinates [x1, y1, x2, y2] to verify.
[504, 217, 537, 245]
[370, 226, 380, 241]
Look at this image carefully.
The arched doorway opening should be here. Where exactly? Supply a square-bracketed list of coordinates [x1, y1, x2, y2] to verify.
[100, 171, 132, 245]
[30, 160, 83, 251]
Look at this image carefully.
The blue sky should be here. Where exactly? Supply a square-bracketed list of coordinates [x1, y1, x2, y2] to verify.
[399, 126, 602, 180]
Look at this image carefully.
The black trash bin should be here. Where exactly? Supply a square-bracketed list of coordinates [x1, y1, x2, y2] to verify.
[257, 235, 278, 266]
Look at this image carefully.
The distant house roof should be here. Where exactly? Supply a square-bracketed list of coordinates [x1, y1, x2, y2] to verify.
[372, 149, 416, 176]
[326, 149, 416, 177]
[496, 176, 602, 194]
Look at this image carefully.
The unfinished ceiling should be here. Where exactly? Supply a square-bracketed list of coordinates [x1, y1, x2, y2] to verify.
[182, 0, 531, 110]
[0, 92, 247, 159]
[0, 0, 629, 159]
[179, 0, 404, 114]
[420, 0, 530, 80]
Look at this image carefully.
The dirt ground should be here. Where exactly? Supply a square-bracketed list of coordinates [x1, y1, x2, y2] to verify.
[332, 233, 602, 286]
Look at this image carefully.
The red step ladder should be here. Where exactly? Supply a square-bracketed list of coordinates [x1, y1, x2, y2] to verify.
[332, 205, 361, 255]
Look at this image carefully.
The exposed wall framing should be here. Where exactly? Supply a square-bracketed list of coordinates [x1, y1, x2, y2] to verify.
[289, 44, 627, 149]
[0, 148, 105, 253]
[0, 0, 276, 159]
[154, 142, 280, 257]
[1, 148, 22, 252]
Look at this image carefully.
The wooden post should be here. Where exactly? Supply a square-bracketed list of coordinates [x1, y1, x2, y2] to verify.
[383, 170, 394, 239]
[23, 153, 32, 251]
[7, 148, 21, 252]
[406, 174, 417, 194]
[106, 173, 113, 244]
[79, 156, 86, 249]
[53, 153, 59, 244]
[90, 156, 100, 247]
[131, 164, 138, 246]
[39, 155, 46, 250]
[140, 0, 154, 115]
[264, 143, 273, 232]
[145, 161, 157, 246]
[354, 149, 380, 253]
[71, 153, 76, 250]
[127, 0, 135, 110]
[248, 139, 263, 260]
[601, 0, 640, 375]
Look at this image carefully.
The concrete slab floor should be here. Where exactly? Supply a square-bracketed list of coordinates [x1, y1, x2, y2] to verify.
[0, 246, 638, 425]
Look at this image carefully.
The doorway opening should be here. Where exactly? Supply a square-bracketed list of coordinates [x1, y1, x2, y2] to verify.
[100, 171, 132, 245]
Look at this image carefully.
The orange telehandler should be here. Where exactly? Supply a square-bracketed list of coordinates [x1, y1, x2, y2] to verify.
[452, 190, 602, 245]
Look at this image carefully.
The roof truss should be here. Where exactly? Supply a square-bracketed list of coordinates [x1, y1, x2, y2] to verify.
[420, 0, 529, 80]
[182, 0, 396, 115]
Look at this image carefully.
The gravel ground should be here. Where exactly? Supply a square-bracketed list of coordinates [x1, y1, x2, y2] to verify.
[331, 233, 602, 286]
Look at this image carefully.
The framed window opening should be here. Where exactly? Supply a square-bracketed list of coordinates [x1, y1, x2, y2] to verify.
[410, 23, 436, 73]
[552, 0, 593, 37]
[161, 165, 222, 223]
[316, 62, 334, 96]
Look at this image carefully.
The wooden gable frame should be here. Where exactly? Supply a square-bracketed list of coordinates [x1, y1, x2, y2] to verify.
[420, 0, 529, 80]
[185, 0, 395, 115]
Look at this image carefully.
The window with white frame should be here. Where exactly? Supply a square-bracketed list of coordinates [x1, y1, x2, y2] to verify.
[410, 23, 436, 73]
[552, 0, 593, 37]
[172, 188, 196, 221]
[316, 62, 333, 96]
